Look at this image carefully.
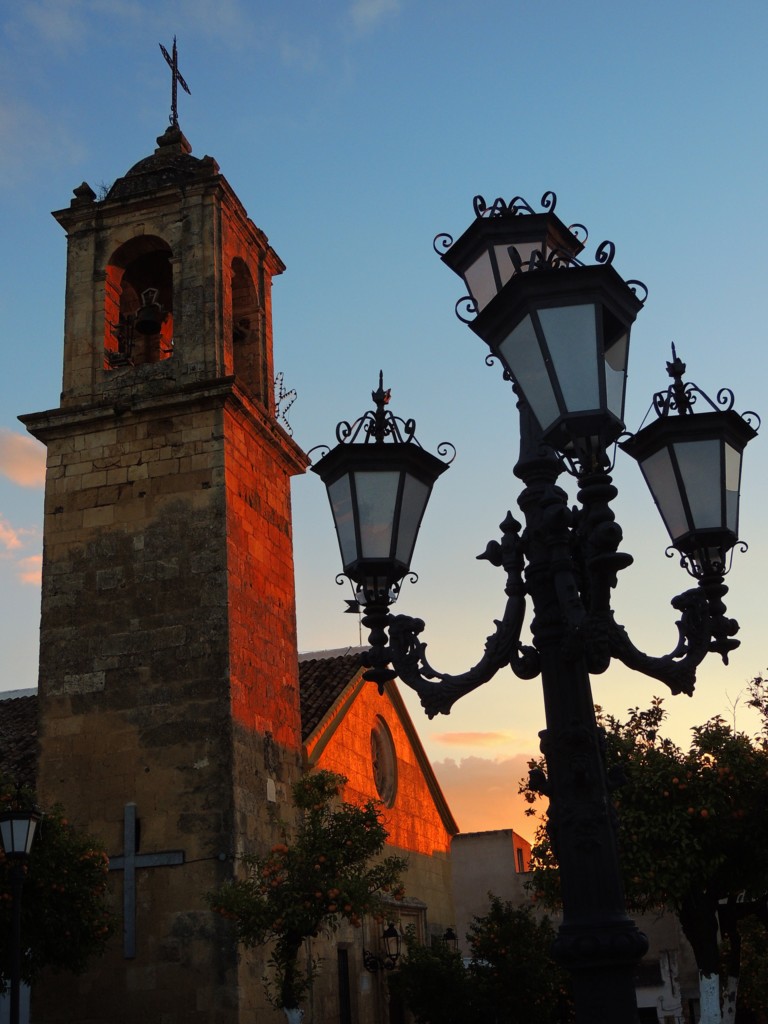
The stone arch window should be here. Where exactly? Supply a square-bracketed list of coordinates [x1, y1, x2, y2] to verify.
[104, 236, 174, 368]
[370, 716, 397, 807]
[231, 257, 264, 400]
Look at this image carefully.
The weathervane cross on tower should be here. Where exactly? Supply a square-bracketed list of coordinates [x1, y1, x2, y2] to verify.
[159, 36, 190, 127]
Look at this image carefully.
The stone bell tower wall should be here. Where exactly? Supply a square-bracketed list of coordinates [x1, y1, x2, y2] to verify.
[22, 126, 308, 1023]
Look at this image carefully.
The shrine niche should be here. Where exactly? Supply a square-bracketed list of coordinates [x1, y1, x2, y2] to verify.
[104, 235, 174, 367]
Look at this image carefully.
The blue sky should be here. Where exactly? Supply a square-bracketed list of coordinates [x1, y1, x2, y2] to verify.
[2, 0, 767, 836]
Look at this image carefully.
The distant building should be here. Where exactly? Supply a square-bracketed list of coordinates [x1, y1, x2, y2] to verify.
[452, 827, 701, 1023]
[451, 828, 531, 956]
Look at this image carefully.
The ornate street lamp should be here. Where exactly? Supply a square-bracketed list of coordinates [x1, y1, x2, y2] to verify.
[437, 193, 647, 465]
[310, 372, 453, 690]
[312, 192, 758, 1024]
[622, 346, 757, 578]
[363, 921, 402, 973]
[1, 804, 41, 1024]
[622, 346, 758, 662]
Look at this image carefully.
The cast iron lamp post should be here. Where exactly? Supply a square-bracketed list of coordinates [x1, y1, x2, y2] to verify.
[0, 806, 40, 1024]
[310, 193, 758, 1024]
[363, 921, 402, 973]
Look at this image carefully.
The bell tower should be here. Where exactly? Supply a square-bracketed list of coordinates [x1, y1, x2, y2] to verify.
[21, 122, 307, 1022]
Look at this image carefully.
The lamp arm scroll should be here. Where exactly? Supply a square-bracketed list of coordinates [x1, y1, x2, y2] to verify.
[385, 510, 539, 718]
[583, 587, 714, 696]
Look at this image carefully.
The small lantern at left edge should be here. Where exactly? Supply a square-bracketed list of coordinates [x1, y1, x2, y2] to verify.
[0, 809, 41, 858]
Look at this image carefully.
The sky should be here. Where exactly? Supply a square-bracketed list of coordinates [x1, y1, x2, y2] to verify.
[2, 0, 768, 842]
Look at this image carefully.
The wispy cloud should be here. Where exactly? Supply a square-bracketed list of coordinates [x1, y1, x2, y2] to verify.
[280, 38, 322, 73]
[0, 516, 42, 586]
[431, 754, 543, 840]
[3, 0, 254, 57]
[177, 0, 255, 43]
[349, 0, 400, 32]
[0, 430, 46, 488]
[0, 518, 23, 552]
[0, 96, 87, 184]
[16, 555, 42, 586]
[432, 730, 518, 748]
[5, 0, 90, 51]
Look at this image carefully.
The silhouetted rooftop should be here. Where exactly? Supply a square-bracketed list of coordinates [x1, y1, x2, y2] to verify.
[0, 694, 37, 789]
[107, 125, 219, 201]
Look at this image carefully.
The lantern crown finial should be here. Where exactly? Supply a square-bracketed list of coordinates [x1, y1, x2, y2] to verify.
[651, 345, 761, 426]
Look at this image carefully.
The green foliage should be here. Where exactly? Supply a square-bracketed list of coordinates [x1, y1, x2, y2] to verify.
[0, 782, 115, 990]
[390, 898, 570, 1024]
[206, 770, 407, 1011]
[521, 694, 768, 1006]
[523, 698, 768, 917]
[467, 896, 570, 1023]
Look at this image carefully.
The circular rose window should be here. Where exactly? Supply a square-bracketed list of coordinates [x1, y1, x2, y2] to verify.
[370, 717, 397, 806]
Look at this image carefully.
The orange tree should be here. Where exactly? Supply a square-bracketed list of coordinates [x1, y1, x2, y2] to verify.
[388, 926, 472, 1024]
[467, 896, 571, 1023]
[206, 770, 407, 1014]
[521, 698, 768, 1018]
[0, 781, 114, 990]
[390, 897, 570, 1024]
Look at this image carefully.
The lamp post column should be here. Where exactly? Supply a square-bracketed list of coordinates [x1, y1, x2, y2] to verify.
[515, 406, 647, 1024]
[9, 861, 25, 1024]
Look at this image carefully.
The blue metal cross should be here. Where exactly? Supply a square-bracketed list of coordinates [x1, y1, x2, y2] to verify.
[108, 803, 184, 958]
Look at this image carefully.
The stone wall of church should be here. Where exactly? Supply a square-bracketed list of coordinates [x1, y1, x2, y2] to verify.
[302, 675, 456, 1024]
[308, 681, 454, 912]
[26, 387, 306, 1023]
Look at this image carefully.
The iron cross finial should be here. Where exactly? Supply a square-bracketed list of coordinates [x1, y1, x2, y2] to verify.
[159, 36, 191, 127]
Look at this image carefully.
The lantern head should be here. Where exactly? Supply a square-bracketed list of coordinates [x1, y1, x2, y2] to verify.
[622, 348, 758, 578]
[311, 374, 453, 604]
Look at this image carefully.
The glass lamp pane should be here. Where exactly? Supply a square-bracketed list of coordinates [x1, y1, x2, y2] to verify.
[498, 314, 560, 432]
[493, 244, 517, 289]
[641, 447, 688, 540]
[464, 251, 496, 311]
[725, 442, 742, 532]
[538, 305, 599, 413]
[328, 475, 357, 568]
[354, 471, 400, 559]
[674, 440, 721, 530]
[605, 333, 629, 420]
[0, 818, 12, 854]
[11, 819, 28, 854]
[395, 475, 430, 566]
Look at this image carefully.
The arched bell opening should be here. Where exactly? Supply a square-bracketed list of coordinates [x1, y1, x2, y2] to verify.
[231, 257, 264, 401]
[104, 236, 174, 368]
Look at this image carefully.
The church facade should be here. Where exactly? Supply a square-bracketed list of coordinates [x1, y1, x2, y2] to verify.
[15, 119, 456, 1023]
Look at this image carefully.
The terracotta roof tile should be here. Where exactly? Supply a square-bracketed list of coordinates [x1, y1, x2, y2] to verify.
[0, 695, 37, 789]
[298, 654, 362, 741]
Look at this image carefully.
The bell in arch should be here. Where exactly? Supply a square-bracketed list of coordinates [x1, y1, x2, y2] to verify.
[134, 287, 167, 336]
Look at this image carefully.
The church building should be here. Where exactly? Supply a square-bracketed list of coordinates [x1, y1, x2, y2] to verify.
[8, 90, 457, 1022]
